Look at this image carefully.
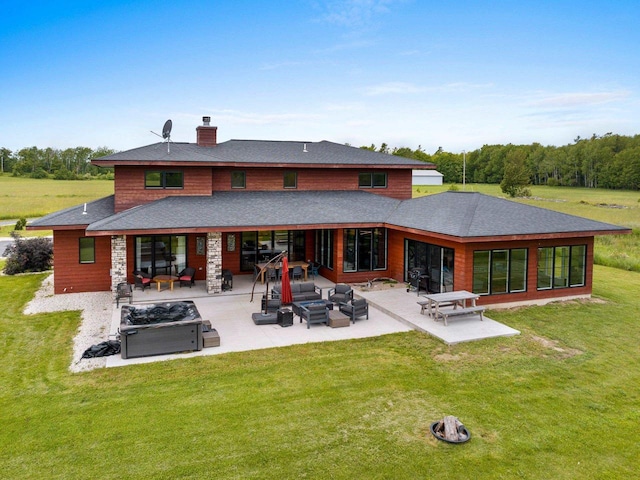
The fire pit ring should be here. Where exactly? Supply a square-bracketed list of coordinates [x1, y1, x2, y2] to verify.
[430, 416, 471, 444]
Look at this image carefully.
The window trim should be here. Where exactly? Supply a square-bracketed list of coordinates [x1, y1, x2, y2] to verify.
[79, 237, 95, 264]
[144, 170, 184, 189]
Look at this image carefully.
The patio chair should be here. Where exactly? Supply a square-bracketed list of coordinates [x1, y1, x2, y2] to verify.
[222, 269, 233, 291]
[309, 262, 320, 279]
[178, 267, 196, 287]
[327, 283, 353, 304]
[339, 298, 369, 323]
[292, 265, 303, 282]
[261, 293, 281, 313]
[133, 270, 152, 291]
[300, 303, 329, 329]
[116, 282, 132, 307]
[266, 267, 279, 283]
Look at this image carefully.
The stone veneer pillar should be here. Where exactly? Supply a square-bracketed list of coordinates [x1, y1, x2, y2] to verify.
[110, 235, 127, 298]
[206, 232, 222, 294]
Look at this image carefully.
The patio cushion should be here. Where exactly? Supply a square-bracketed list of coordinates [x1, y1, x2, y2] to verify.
[299, 282, 315, 293]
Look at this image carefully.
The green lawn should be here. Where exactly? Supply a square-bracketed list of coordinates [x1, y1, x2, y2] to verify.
[0, 176, 114, 220]
[1, 267, 638, 479]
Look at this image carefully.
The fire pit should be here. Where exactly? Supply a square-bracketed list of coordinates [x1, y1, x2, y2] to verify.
[430, 416, 470, 443]
[119, 301, 203, 359]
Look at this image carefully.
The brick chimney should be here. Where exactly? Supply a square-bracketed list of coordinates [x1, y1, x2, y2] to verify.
[196, 116, 217, 146]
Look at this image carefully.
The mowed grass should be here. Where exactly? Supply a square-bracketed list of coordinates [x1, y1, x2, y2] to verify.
[415, 184, 640, 271]
[0, 176, 114, 220]
[0, 176, 114, 237]
[1, 267, 639, 479]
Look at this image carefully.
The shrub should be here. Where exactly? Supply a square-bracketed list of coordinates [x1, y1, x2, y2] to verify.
[14, 218, 27, 230]
[448, 183, 459, 191]
[2, 232, 53, 275]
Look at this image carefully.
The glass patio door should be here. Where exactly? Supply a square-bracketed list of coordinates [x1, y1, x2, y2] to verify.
[135, 235, 186, 277]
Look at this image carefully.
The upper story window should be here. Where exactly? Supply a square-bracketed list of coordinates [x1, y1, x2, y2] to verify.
[359, 172, 387, 188]
[283, 171, 297, 189]
[231, 171, 246, 189]
[145, 171, 183, 189]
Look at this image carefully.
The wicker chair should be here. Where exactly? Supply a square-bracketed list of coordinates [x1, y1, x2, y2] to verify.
[133, 270, 152, 291]
[178, 267, 196, 287]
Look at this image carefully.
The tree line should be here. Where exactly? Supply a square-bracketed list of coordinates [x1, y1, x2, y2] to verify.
[364, 133, 640, 191]
[0, 146, 115, 179]
[2, 132, 639, 190]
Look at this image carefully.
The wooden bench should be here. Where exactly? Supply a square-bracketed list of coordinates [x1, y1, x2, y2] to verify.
[437, 306, 485, 326]
[417, 300, 456, 316]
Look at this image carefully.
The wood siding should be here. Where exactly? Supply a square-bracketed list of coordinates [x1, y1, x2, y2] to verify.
[52, 230, 112, 294]
[211, 167, 413, 199]
[114, 166, 213, 212]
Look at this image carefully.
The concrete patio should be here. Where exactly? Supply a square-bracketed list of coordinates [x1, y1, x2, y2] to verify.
[106, 275, 519, 368]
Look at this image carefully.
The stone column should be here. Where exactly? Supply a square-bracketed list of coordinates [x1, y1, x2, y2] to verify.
[206, 232, 222, 294]
[111, 235, 127, 297]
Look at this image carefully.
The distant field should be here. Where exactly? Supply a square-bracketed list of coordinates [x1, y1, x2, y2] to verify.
[414, 183, 640, 271]
[0, 175, 114, 220]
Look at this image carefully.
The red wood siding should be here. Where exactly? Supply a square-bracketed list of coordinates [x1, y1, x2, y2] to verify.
[114, 166, 213, 212]
[52, 230, 111, 294]
[211, 167, 412, 199]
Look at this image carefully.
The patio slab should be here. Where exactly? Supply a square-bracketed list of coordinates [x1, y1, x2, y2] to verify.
[354, 286, 520, 345]
[105, 275, 520, 368]
[106, 275, 413, 368]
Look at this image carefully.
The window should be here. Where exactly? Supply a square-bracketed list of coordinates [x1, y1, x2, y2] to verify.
[79, 237, 95, 264]
[405, 239, 454, 293]
[135, 235, 187, 277]
[343, 228, 387, 272]
[358, 172, 387, 188]
[537, 245, 586, 290]
[283, 171, 297, 188]
[473, 248, 528, 295]
[231, 171, 246, 189]
[145, 171, 183, 189]
[315, 229, 333, 270]
[239, 230, 307, 271]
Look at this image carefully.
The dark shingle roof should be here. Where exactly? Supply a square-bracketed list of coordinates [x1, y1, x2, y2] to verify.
[93, 140, 431, 168]
[33, 191, 629, 239]
[386, 191, 630, 237]
[86, 191, 400, 232]
[28, 196, 115, 228]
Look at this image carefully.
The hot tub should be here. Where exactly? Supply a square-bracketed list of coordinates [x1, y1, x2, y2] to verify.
[120, 301, 203, 359]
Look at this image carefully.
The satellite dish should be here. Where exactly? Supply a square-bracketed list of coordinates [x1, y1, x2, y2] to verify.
[162, 119, 172, 139]
[150, 119, 173, 153]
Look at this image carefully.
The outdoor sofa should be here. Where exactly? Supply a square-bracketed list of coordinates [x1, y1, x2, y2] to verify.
[272, 282, 322, 302]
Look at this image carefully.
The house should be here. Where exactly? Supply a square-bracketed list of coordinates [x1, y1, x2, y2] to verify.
[29, 116, 631, 306]
[412, 169, 443, 186]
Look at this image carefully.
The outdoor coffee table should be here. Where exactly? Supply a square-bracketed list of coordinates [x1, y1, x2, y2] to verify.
[328, 310, 350, 328]
[153, 275, 178, 291]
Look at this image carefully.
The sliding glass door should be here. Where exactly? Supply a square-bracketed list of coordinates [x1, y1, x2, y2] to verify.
[135, 235, 187, 277]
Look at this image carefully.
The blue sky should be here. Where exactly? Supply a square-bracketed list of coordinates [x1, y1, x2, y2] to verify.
[1, 0, 638, 153]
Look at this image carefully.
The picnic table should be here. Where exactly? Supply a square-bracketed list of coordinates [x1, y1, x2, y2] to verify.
[418, 290, 484, 325]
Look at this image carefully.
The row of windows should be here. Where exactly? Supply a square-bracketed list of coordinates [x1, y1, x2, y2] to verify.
[143, 170, 388, 190]
[472, 245, 586, 295]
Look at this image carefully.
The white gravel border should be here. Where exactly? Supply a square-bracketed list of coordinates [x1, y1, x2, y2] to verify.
[23, 274, 114, 373]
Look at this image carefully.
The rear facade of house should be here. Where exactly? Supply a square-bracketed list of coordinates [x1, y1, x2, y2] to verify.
[29, 117, 631, 306]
